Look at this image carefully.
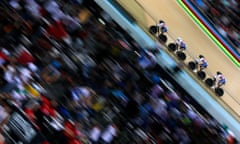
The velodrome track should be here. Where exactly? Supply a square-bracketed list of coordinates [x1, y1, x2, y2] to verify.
[116, 0, 240, 121]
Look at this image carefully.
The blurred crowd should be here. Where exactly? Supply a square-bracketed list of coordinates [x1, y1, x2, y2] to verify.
[0, 0, 238, 144]
[191, 0, 240, 53]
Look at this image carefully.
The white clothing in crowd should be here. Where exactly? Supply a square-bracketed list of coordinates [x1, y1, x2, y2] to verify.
[19, 67, 32, 83]
[25, 0, 42, 19]
[100, 124, 117, 143]
[9, 0, 21, 10]
[0, 47, 9, 68]
[28, 62, 38, 73]
[44, 0, 65, 21]
[187, 109, 198, 120]
[4, 66, 17, 83]
[71, 87, 91, 101]
[89, 126, 101, 142]
[1, 48, 10, 56]
[61, 15, 81, 32]
[153, 98, 167, 116]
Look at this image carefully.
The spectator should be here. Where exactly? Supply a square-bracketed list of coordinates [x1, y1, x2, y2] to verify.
[46, 19, 68, 41]
[70, 33, 84, 51]
[138, 51, 156, 69]
[99, 124, 118, 144]
[61, 14, 81, 33]
[150, 84, 164, 99]
[0, 103, 10, 127]
[191, 0, 240, 53]
[88, 125, 101, 144]
[70, 86, 96, 108]
[44, 0, 65, 21]
[41, 57, 63, 84]
[63, 120, 82, 144]
[16, 45, 35, 65]
[173, 127, 191, 144]
[151, 98, 168, 121]
[25, 0, 42, 19]
[0, 133, 5, 144]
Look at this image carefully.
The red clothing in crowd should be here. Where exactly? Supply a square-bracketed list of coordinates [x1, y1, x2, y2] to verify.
[63, 121, 82, 144]
[40, 96, 57, 117]
[0, 52, 8, 61]
[41, 141, 50, 144]
[39, 8, 47, 17]
[24, 108, 35, 121]
[40, 103, 56, 117]
[68, 139, 81, 144]
[17, 50, 35, 65]
[0, 51, 8, 65]
[24, 108, 41, 130]
[41, 96, 51, 105]
[46, 21, 68, 40]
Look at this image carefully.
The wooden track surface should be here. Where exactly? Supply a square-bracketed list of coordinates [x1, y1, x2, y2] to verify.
[116, 0, 240, 120]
